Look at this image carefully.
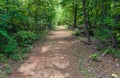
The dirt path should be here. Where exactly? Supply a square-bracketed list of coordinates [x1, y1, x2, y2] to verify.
[9, 26, 81, 78]
[9, 26, 120, 78]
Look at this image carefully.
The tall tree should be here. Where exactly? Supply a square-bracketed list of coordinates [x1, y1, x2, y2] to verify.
[82, 0, 91, 42]
[73, 0, 78, 29]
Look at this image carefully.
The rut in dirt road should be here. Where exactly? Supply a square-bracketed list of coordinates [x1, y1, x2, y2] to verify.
[9, 26, 82, 78]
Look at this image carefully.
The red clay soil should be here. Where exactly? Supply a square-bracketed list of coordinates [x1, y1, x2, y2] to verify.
[9, 26, 120, 78]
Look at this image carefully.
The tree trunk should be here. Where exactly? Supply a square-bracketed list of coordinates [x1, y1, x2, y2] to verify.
[73, 1, 77, 29]
[111, 0, 118, 47]
[49, 19, 52, 32]
[35, 5, 38, 32]
[101, 0, 105, 27]
[27, 0, 30, 30]
[82, 0, 91, 42]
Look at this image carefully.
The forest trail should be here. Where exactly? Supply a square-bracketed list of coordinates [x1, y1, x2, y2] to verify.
[9, 26, 120, 78]
[9, 26, 81, 78]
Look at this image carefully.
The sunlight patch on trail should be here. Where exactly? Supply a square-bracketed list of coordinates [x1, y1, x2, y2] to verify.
[58, 41, 66, 44]
[18, 56, 44, 75]
[18, 53, 70, 78]
[30, 67, 70, 78]
[50, 73, 69, 78]
[51, 53, 69, 69]
[41, 44, 51, 53]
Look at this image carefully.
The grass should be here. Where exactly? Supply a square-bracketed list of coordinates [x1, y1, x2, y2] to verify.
[0, 63, 12, 78]
[78, 59, 89, 78]
[73, 47, 89, 78]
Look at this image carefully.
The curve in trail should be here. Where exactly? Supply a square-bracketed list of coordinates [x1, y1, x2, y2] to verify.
[9, 26, 81, 78]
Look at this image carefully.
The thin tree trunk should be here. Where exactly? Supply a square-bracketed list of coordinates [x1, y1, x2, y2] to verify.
[101, 0, 105, 27]
[82, 0, 91, 42]
[49, 19, 52, 32]
[111, 0, 117, 47]
[35, 5, 38, 32]
[27, 0, 30, 30]
[73, 1, 77, 29]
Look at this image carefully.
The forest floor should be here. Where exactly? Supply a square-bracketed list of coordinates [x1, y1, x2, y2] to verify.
[9, 26, 120, 78]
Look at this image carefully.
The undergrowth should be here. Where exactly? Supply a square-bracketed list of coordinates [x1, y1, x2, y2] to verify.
[0, 30, 47, 77]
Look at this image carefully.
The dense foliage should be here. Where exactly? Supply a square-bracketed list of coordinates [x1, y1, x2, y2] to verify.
[61, 0, 120, 57]
[0, 0, 58, 60]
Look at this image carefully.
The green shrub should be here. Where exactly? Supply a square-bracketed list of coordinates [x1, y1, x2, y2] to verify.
[0, 54, 8, 63]
[4, 38, 17, 53]
[90, 53, 100, 61]
[94, 28, 111, 41]
[109, 49, 120, 58]
[67, 25, 74, 29]
[0, 30, 17, 54]
[15, 31, 37, 46]
[72, 28, 81, 36]
[9, 54, 21, 61]
[9, 53, 27, 61]
[117, 32, 120, 46]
